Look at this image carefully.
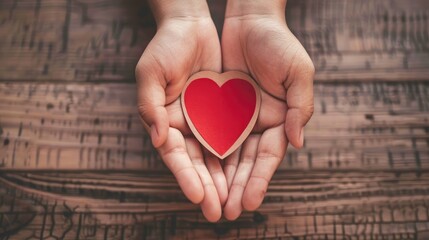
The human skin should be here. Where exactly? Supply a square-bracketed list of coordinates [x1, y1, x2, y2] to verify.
[136, 0, 315, 222]
[135, 0, 227, 222]
[221, 0, 314, 220]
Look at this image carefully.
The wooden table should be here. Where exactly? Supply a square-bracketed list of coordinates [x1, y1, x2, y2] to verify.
[1, 0, 429, 239]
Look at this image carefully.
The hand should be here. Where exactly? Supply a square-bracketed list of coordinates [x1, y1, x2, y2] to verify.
[221, 0, 315, 220]
[135, 0, 227, 222]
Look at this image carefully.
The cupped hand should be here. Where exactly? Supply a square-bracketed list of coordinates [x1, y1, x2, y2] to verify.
[135, 16, 227, 222]
[221, 2, 315, 220]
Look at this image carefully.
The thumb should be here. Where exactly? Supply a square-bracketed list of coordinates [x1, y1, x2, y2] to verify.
[136, 64, 169, 148]
[284, 57, 315, 149]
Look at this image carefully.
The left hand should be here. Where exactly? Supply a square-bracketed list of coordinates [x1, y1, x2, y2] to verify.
[221, 0, 315, 220]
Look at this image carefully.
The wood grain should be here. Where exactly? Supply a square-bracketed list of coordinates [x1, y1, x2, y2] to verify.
[0, 0, 428, 82]
[0, 0, 428, 239]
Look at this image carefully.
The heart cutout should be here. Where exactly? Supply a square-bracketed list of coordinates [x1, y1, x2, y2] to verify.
[181, 71, 261, 159]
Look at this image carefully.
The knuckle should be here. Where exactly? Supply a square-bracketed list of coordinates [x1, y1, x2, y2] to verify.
[191, 156, 205, 165]
[137, 103, 164, 120]
[163, 145, 187, 158]
[172, 166, 194, 178]
[241, 153, 256, 164]
[251, 175, 270, 188]
[305, 104, 315, 115]
[255, 151, 283, 172]
[231, 181, 246, 189]
[302, 104, 315, 119]
[257, 150, 281, 162]
[137, 103, 150, 118]
[135, 57, 155, 81]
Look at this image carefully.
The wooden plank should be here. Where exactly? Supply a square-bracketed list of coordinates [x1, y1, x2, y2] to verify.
[0, 81, 428, 239]
[1, 82, 428, 171]
[0, 0, 429, 239]
[0, 0, 428, 82]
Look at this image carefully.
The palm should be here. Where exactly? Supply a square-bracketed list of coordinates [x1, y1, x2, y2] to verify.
[221, 17, 314, 219]
[223, 17, 312, 99]
[139, 19, 221, 104]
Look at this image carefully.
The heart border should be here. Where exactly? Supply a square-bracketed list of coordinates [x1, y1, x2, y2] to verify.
[181, 71, 261, 159]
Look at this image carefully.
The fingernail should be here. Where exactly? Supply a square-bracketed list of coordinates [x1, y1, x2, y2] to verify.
[299, 128, 304, 147]
[150, 124, 159, 146]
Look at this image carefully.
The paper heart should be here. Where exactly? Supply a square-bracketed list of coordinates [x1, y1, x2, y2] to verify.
[181, 71, 261, 159]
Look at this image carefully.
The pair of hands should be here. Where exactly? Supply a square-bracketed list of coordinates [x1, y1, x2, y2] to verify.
[135, 0, 314, 222]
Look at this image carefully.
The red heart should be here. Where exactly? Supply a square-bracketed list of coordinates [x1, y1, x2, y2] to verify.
[181, 71, 261, 159]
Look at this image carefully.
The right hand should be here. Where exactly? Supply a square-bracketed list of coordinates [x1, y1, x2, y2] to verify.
[135, 4, 227, 222]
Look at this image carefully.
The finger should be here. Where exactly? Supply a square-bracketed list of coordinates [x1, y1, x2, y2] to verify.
[224, 147, 240, 189]
[253, 91, 286, 133]
[185, 138, 222, 222]
[242, 125, 287, 211]
[158, 128, 204, 204]
[204, 150, 228, 206]
[284, 53, 315, 149]
[165, 98, 192, 135]
[224, 135, 260, 220]
[135, 59, 169, 148]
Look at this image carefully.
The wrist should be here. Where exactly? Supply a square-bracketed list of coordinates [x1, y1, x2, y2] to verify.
[225, 0, 286, 20]
[149, 0, 211, 26]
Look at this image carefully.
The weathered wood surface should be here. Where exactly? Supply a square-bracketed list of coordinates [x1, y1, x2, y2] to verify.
[1, 0, 428, 82]
[0, 0, 429, 239]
